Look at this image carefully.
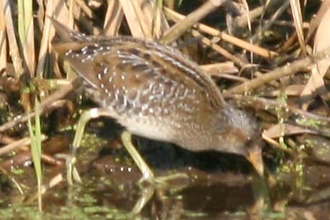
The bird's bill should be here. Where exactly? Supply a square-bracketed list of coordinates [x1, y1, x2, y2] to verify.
[246, 146, 264, 176]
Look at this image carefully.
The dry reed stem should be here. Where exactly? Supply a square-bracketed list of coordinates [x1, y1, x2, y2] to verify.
[0, 136, 47, 156]
[0, 1, 6, 73]
[18, 0, 35, 76]
[191, 29, 249, 67]
[225, 46, 330, 94]
[289, 0, 307, 55]
[119, 0, 151, 38]
[163, 7, 277, 58]
[36, 0, 58, 79]
[161, 0, 227, 44]
[251, 1, 290, 43]
[103, 0, 123, 36]
[2, 0, 24, 78]
[300, 1, 330, 109]
[0, 78, 79, 133]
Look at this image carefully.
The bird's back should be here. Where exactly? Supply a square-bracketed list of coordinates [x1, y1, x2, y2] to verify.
[51, 19, 226, 136]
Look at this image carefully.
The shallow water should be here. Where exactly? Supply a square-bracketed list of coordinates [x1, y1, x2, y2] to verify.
[1, 125, 330, 220]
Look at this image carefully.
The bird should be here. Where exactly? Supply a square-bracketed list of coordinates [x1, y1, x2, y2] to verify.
[50, 17, 264, 185]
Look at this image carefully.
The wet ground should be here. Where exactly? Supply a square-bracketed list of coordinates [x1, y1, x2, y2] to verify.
[1, 119, 330, 220]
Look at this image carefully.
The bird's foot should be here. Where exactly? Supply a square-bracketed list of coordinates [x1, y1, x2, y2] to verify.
[57, 153, 82, 185]
[130, 172, 189, 215]
[138, 172, 189, 188]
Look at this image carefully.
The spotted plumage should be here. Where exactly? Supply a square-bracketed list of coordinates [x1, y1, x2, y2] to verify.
[51, 18, 263, 175]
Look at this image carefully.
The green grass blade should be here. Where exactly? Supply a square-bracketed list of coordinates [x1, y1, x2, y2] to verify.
[27, 97, 43, 211]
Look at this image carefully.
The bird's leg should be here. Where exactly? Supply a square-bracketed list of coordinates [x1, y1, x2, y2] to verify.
[130, 184, 155, 214]
[69, 108, 187, 187]
[121, 132, 189, 214]
[68, 107, 158, 185]
[121, 131, 188, 187]
[67, 106, 158, 186]
[121, 131, 155, 183]
[68, 108, 114, 185]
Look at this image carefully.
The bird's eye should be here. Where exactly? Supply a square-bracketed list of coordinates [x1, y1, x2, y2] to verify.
[245, 136, 263, 152]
